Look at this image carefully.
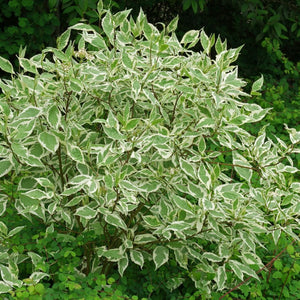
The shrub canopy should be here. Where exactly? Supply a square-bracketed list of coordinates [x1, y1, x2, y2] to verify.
[0, 2, 299, 296]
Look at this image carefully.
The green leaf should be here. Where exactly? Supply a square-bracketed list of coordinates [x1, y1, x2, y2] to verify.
[203, 252, 222, 262]
[167, 16, 179, 33]
[18, 106, 40, 119]
[233, 152, 252, 182]
[0, 56, 14, 74]
[179, 158, 196, 179]
[24, 189, 50, 199]
[57, 29, 71, 50]
[173, 194, 194, 214]
[118, 254, 128, 276]
[38, 132, 59, 154]
[103, 249, 123, 262]
[0, 159, 12, 178]
[0, 221, 7, 235]
[67, 144, 85, 163]
[200, 30, 209, 52]
[104, 213, 127, 230]
[122, 50, 133, 69]
[153, 246, 169, 270]
[102, 11, 114, 42]
[229, 260, 243, 280]
[134, 234, 157, 244]
[143, 215, 162, 227]
[0, 282, 11, 294]
[119, 180, 140, 192]
[97, 0, 103, 14]
[198, 163, 211, 189]
[130, 250, 144, 268]
[251, 75, 264, 94]
[103, 126, 126, 140]
[0, 200, 7, 216]
[124, 119, 139, 131]
[69, 23, 95, 31]
[198, 136, 206, 153]
[75, 205, 97, 219]
[216, 265, 226, 290]
[180, 30, 199, 46]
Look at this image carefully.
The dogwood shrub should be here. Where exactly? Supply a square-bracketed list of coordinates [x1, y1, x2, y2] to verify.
[0, 1, 299, 296]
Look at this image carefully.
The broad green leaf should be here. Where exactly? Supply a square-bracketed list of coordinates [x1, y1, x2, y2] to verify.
[118, 254, 128, 276]
[173, 195, 194, 214]
[30, 272, 49, 283]
[167, 15, 179, 33]
[38, 132, 59, 153]
[143, 215, 162, 227]
[0, 282, 11, 294]
[57, 29, 71, 50]
[139, 181, 161, 193]
[75, 205, 97, 219]
[0, 159, 12, 178]
[198, 163, 211, 189]
[61, 186, 82, 196]
[35, 178, 55, 189]
[272, 229, 281, 245]
[68, 174, 91, 185]
[11, 143, 28, 158]
[70, 23, 95, 31]
[130, 250, 144, 268]
[153, 246, 169, 270]
[203, 252, 222, 262]
[233, 152, 252, 181]
[228, 260, 243, 280]
[103, 249, 123, 262]
[0, 221, 7, 235]
[67, 144, 85, 163]
[166, 221, 190, 232]
[181, 30, 199, 46]
[179, 158, 196, 179]
[251, 75, 264, 94]
[216, 265, 226, 290]
[24, 189, 50, 199]
[174, 249, 188, 269]
[119, 180, 140, 192]
[0, 56, 14, 74]
[134, 234, 157, 244]
[28, 252, 43, 267]
[124, 119, 139, 131]
[102, 11, 114, 42]
[23, 155, 44, 167]
[97, 0, 103, 14]
[200, 30, 209, 52]
[19, 58, 38, 74]
[0, 265, 22, 287]
[18, 106, 40, 119]
[64, 196, 83, 207]
[122, 50, 133, 69]
[104, 213, 127, 230]
[240, 231, 256, 252]
[0, 200, 7, 216]
[103, 126, 126, 140]
[198, 136, 206, 153]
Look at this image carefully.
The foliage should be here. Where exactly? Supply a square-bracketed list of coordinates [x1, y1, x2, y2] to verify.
[0, 1, 299, 298]
[222, 235, 300, 300]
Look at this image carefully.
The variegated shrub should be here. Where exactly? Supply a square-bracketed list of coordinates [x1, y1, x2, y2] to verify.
[0, 1, 299, 296]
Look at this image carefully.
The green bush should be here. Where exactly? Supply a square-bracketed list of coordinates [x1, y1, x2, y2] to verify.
[0, 1, 299, 298]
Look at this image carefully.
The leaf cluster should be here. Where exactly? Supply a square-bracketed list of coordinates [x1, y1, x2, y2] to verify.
[0, 2, 299, 298]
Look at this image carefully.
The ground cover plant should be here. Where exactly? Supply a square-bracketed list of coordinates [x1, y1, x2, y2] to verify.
[0, 1, 299, 298]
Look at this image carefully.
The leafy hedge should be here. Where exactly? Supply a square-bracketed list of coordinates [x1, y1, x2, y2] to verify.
[0, 1, 299, 299]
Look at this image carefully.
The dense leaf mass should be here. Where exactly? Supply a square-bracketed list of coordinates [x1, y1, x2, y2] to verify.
[0, 3, 299, 297]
